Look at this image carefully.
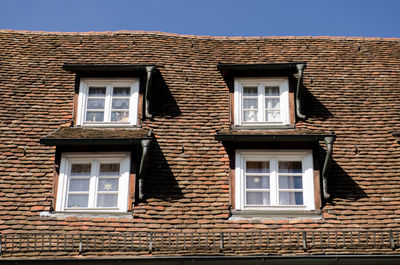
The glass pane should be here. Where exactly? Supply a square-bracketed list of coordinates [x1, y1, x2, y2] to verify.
[67, 194, 88, 208]
[266, 98, 280, 110]
[246, 192, 270, 205]
[69, 179, 90, 192]
[279, 191, 303, 205]
[86, 111, 104, 122]
[98, 178, 119, 192]
[97, 194, 118, 207]
[243, 99, 258, 110]
[70, 164, 91, 176]
[246, 161, 269, 173]
[243, 110, 258, 122]
[100, 163, 120, 176]
[111, 111, 129, 122]
[266, 111, 280, 122]
[113, 87, 130, 96]
[265, 86, 279, 96]
[88, 87, 106, 96]
[279, 176, 303, 189]
[279, 161, 302, 174]
[112, 98, 130, 109]
[246, 176, 269, 189]
[87, 98, 105, 109]
[243, 87, 257, 96]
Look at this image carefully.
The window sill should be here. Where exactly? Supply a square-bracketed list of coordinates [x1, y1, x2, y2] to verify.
[229, 209, 321, 221]
[76, 124, 142, 129]
[231, 125, 295, 130]
[40, 211, 133, 219]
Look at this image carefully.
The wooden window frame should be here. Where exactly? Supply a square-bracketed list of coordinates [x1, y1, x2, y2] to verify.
[234, 150, 315, 211]
[76, 78, 139, 127]
[234, 78, 290, 126]
[55, 152, 131, 213]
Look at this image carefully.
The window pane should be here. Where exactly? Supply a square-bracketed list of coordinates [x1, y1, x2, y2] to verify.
[112, 98, 130, 109]
[266, 98, 280, 110]
[86, 111, 104, 122]
[100, 163, 120, 176]
[243, 110, 258, 122]
[243, 87, 257, 96]
[279, 161, 302, 173]
[87, 98, 105, 109]
[246, 192, 270, 205]
[67, 194, 88, 208]
[70, 164, 91, 176]
[265, 86, 279, 96]
[97, 194, 118, 207]
[246, 176, 269, 189]
[88, 87, 106, 96]
[279, 176, 303, 189]
[69, 179, 90, 192]
[98, 178, 119, 192]
[113, 87, 130, 96]
[246, 161, 269, 173]
[279, 191, 303, 205]
[266, 111, 280, 122]
[243, 99, 258, 110]
[111, 111, 129, 122]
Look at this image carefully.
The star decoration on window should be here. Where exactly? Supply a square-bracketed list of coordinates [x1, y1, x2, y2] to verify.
[104, 182, 113, 191]
[254, 177, 260, 183]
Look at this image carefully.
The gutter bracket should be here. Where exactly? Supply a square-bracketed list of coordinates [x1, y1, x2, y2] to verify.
[296, 64, 306, 120]
[138, 136, 152, 200]
[322, 135, 335, 200]
[144, 66, 156, 119]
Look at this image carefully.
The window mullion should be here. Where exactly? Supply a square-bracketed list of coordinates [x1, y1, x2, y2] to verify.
[104, 85, 112, 122]
[88, 160, 98, 208]
[270, 159, 278, 206]
[258, 84, 264, 122]
[241, 157, 246, 209]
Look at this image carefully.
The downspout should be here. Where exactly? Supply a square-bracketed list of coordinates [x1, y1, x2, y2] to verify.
[295, 64, 306, 120]
[144, 66, 156, 119]
[138, 130, 153, 200]
[322, 135, 335, 200]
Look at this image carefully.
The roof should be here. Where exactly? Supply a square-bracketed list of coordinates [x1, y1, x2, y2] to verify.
[40, 127, 151, 145]
[215, 129, 335, 142]
[1, 29, 399, 41]
[0, 30, 399, 258]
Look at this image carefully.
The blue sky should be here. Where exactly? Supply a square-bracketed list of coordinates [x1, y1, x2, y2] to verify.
[1, 0, 399, 38]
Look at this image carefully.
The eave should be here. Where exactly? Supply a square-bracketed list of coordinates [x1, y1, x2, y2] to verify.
[62, 64, 157, 73]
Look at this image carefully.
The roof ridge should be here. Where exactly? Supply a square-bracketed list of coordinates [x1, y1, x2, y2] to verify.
[0, 29, 399, 41]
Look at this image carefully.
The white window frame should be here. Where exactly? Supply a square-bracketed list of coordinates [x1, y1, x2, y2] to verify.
[234, 78, 290, 126]
[76, 78, 139, 127]
[56, 152, 131, 213]
[235, 150, 315, 211]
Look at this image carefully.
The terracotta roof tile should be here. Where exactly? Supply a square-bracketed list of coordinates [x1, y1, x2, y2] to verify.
[0, 30, 399, 257]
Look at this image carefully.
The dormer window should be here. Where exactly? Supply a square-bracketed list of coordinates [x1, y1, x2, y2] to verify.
[76, 78, 139, 126]
[234, 78, 289, 126]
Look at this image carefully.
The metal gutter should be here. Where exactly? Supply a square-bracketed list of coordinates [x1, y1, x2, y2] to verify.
[217, 62, 306, 72]
[322, 135, 336, 199]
